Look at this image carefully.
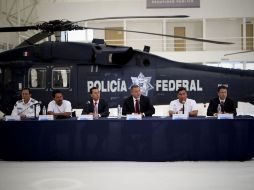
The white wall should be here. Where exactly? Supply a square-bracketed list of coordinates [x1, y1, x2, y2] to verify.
[1, 0, 254, 62]
[205, 18, 243, 51]
[0, 13, 18, 50]
[87, 21, 123, 41]
[154, 50, 254, 63]
[34, 0, 254, 64]
[0, 0, 39, 49]
[166, 20, 203, 51]
[36, 0, 254, 21]
[126, 20, 163, 51]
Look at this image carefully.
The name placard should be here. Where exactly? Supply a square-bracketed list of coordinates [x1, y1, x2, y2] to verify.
[172, 114, 189, 120]
[38, 115, 54, 121]
[217, 114, 234, 119]
[78, 115, 93, 120]
[5, 115, 21, 121]
[126, 114, 142, 120]
[147, 0, 200, 8]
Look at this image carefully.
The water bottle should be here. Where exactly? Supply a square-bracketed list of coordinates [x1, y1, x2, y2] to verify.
[217, 104, 221, 114]
[42, 105, 47, 115]
[117, 104, 121, 119]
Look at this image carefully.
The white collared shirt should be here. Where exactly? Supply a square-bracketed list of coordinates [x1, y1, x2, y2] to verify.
[11, 98, 40, 117]
[219, 98, 226, 104]
[93, 99, 99, 113]
[169, 98, 198, 114]
[47, 100, 72, 114]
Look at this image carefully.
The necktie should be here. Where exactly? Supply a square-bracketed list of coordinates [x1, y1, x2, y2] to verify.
[94, 101, 97, 112]
[220, 101, 224, 113]
[135, 99, 140, 114]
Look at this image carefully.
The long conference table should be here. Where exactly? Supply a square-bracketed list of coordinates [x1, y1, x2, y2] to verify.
[0, 116, 254, 161]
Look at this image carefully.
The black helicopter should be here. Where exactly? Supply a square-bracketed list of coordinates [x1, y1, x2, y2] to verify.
[0, 16, 254, 115]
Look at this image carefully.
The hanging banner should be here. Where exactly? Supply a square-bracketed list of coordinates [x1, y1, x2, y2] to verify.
[147, 0, 200, 8]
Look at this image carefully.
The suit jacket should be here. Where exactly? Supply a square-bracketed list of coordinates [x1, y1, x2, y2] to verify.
[207, 97, 237, 116]
[82, 98, 109, 117]
[122, 95, 155, 117]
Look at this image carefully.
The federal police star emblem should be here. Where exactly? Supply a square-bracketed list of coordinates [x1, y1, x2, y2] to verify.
[130, 72, 154, 96]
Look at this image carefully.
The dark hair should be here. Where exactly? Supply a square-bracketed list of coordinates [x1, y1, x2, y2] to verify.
[217, 85, 228, 92]
[22, 88, 31, 94]
[52, 90, 62, 98]
[90, 87, 99, 94]
[177, 87, 187, 94]
[130, 85, 140, 90]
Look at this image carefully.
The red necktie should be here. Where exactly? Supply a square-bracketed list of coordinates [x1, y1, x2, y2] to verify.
[135, 99, 140, 114]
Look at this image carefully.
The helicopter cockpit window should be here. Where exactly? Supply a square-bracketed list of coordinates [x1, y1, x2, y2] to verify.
[28, 68, 46, 89]
[52, 68, 70, 89]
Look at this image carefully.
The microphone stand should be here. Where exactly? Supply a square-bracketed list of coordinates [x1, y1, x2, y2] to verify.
[86, 101, 90, 114]
[182, 101, 185, 114]
[34, 104, 37, 119]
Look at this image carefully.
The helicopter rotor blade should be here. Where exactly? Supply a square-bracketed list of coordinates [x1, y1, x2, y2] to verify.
[16, 31, 54, 48]
[0, 17, 234, 45]
[83, 26, 234, 45]
[0, 16, 188, 33]
[74, 15, 189, 23]
[0, 26, 38, 32]
[224, 50, 254, 56]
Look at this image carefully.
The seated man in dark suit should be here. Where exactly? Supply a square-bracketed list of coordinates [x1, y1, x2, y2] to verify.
[82, 87, 109, 117]
[122, 85, 155, 117]
[207, 85, 237, 116]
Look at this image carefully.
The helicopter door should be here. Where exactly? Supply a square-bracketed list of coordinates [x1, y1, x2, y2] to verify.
[1, 67, 20, 114]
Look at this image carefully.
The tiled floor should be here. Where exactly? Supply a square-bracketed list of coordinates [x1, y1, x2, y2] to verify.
[0, 160, 254, 190]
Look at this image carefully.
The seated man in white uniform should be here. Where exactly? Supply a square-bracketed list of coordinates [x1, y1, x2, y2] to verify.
[47, 90, 72, 118]
[11, 88, 40, 118]
[169, 87, 198, 117]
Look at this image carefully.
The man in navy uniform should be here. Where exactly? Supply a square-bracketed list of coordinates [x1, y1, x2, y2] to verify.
[122, 85, 155, 117]
[207, 85, 237, 116]
[82, 87, 109, 117]
[11, 88, 40, 118]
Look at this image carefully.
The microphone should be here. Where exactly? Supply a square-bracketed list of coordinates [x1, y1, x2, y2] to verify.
[182, 101, 185, 114]
[85, 101, 90, 114]
[33, 101, 42, 105]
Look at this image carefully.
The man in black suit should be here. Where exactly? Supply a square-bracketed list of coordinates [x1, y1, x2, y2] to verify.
[207, 85, 237, 116]
[82, 87, 109, 117]
[122, 85, 155, 117]
[81, 87, 109, 158]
